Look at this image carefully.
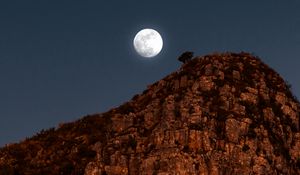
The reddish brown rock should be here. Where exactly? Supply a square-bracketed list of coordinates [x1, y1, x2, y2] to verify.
[232, 70, 241, 80]
[240, 92, 258, 104]
[0, 52, 299, 175]
[225, 118, 240, 143]
[199, 76, 215, 91]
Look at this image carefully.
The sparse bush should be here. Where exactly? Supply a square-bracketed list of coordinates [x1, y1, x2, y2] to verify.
[118, 103, 134, 114]
[197, 148, 205, 154]
[247, 123, 257, 139]
[182, 145, 189, 153]
[174, 106, 181, 119]
[178, 51, 193, 63]
[77, 145, 96, 158]
[188, 123, 203, 131]
[128, 135, 137, 149]
[214, 79, 225, 87]
[285, 80, 292, 90]
[132, 94, 139, 101]
[242, 144, 250, 152]
[60, 161, 74, 174]
[283, 148, 291, 161]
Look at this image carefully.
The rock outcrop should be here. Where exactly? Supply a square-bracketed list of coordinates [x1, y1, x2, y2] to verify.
[0, 52, 299, 175]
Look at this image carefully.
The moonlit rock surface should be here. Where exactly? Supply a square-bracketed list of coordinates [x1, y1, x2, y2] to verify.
[133, 28, 163, 58]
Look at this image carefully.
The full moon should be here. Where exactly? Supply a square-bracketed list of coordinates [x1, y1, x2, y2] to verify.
[133, 28, 163, 58]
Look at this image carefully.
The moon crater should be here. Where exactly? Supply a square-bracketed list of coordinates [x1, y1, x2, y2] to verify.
[133, 28, 163, 58]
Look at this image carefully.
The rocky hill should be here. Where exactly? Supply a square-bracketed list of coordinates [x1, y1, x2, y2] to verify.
[0, 52, 299, 175]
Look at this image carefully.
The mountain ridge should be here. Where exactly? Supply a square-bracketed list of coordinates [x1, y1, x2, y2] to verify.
[0, 52, 299, 175]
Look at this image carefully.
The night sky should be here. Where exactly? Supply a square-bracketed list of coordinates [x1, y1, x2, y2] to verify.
[0, 1, 299, 146]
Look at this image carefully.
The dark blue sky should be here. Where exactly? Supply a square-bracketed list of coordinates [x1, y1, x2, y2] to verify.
[0, 0, 299, 146]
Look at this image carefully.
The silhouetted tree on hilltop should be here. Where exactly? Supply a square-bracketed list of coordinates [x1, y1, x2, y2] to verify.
[178, 51, 193, 63]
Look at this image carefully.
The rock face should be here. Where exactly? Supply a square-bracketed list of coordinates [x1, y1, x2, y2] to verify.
[0, 52, 300, 175]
